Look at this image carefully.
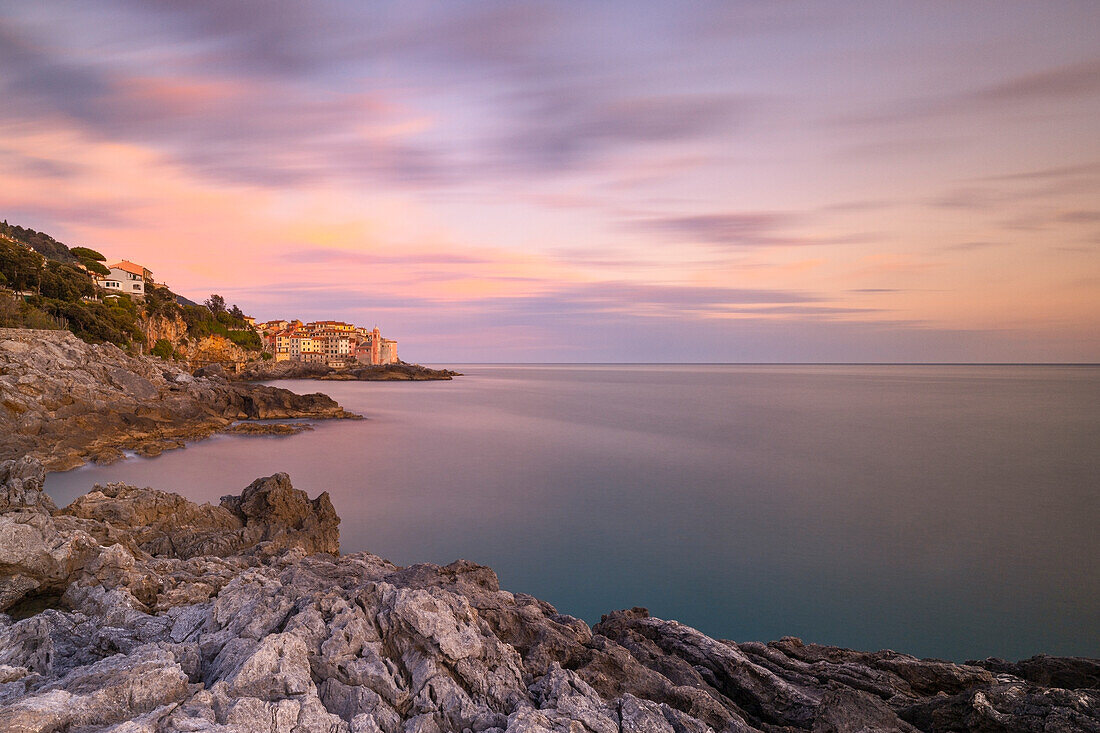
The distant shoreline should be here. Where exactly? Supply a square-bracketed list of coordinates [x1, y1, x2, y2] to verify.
[232, 360, 461, 382]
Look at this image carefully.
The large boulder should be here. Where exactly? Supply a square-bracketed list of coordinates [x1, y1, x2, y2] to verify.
[220, 472, 341, 556]
[191, 362, 227, 380]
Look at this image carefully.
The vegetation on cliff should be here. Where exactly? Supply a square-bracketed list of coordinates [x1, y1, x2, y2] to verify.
[0, 220, 258, 355]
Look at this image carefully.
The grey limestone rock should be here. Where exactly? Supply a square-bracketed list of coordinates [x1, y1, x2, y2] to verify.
[0, 459, 1095, 732]
[0, 456, 54, 514]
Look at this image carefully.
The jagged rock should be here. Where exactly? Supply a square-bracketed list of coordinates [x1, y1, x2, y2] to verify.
[223, 422, 314, 435]
[220, 472, 341, 556]
[0, 509, 99, 612]
[0, 462, 1095, 732]
[60, 473, 339, 560]
[0, 456, 53, 514]
[192, 363, 227, 380]
[235, 360, 460, 382]
[897, 683, 1100, 732]
[972, 654, 1100, 690]
[105, 366, 159, 400]
[0, 328, 359, 470]
[223, 383, 358, 420]
[61, 482, 244, 559]
[0, 644, 192, 731]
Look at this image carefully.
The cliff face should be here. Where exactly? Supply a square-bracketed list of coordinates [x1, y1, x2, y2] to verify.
[140, 312, 188, 350]
[0, 460, 1095, 733]
[182, 334, 253, 367]
[138, 316, 256, 368]
[0, 329, 358, 470]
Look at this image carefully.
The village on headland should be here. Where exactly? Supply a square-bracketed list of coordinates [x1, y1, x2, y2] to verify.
[0, 221, 455, 380]
[88, 255, 401, 368]
[255, 319, 398, 368]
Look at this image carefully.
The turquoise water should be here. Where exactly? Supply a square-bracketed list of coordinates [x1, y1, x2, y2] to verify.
[46, 365, 1100, 661]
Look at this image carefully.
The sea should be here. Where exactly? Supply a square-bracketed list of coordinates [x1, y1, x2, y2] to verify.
[45, 364, 1100, 662]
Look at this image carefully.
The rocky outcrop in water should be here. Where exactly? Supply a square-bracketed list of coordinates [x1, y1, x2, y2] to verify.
[223, 422, 315, 436]
[0, 459, 1095, 733]
[0, 329, 359, 470]
[236, 360, 460, 382]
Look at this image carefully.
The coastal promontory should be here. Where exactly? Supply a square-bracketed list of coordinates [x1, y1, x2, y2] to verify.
[0, 328, 359, 471]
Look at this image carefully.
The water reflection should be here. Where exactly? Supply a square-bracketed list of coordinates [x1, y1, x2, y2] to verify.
[46, 365, 1100, 660]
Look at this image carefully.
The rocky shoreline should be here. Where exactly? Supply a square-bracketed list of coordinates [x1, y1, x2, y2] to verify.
[234, 360, 461, 382]
[0, 460, 1096, 732]
[0, 329, 360, 471]
[1, 328, 1096, 731]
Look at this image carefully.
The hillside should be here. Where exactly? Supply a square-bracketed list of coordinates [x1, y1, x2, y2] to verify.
[0, 220, 78, 264]
[0, 220, 262, 359]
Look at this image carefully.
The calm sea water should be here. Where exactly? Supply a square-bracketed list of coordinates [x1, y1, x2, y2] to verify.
[46, 365, 1099, 661]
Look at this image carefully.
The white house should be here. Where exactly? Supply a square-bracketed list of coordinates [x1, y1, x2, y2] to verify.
[96, 260, 152, 297]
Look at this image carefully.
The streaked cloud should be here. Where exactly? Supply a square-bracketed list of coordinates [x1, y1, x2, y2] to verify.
[968, 59, 1100, 106]
[838, 59, 1100, 126]
[0, 1, 1097, 361]
[283, 248, 491, 267]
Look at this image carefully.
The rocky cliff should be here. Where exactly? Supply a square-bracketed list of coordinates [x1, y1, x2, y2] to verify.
[183, 334, 254, 367]
[139, 313, 189, 351]
[0, 459, 1095, 733]
[0, 329, 358, 470]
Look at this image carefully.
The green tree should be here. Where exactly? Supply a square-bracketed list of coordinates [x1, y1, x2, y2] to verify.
[227, 329, 262, 351]
[0, 240, 45, 292]
[39, 262, 94, 300]
[69, 247, 106, 261]
[83, 260, 111, 276]
[204, 293, 226, 314]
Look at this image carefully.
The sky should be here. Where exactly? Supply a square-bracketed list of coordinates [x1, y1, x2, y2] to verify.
[1, 1, 1098, 362]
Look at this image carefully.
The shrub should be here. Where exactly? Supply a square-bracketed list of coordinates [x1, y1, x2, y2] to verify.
[38, 296, 142, 346]
[39, 262, 94, 301]
[227, 329, 262, 351]
[151, 339, 174, 359]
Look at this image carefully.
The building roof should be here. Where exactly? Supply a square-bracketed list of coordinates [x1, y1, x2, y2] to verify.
[109, 260, 148, 277]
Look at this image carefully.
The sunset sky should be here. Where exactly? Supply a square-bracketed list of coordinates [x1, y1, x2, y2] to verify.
[2, 2, 1098, 362]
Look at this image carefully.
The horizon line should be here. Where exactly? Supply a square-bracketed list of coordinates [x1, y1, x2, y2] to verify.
[419, 361, 1100, 367]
